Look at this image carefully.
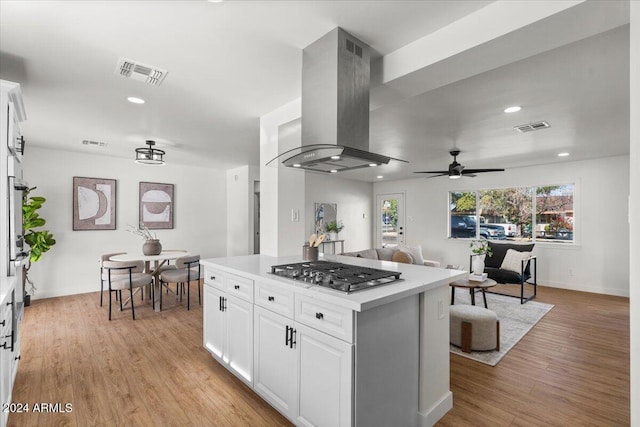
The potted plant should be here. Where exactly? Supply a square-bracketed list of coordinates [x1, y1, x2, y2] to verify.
[469, 239, 492, 275]
[128, 223, 162, 255]
[324, 220, 344, 241]
[23, 187, 57, 305]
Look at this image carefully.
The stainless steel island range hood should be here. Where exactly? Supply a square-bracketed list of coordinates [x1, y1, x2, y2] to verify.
[268, 28, 406, 173]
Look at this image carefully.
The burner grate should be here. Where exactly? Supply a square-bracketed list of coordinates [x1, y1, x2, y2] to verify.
[270, 260, 402, 293]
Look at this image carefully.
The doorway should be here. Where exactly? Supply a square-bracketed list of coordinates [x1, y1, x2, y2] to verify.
[375, 193, 405, 248]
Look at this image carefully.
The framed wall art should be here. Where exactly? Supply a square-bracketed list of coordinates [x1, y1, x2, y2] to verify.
[139, 182, 174, 229]
[73, 177, 117, 230]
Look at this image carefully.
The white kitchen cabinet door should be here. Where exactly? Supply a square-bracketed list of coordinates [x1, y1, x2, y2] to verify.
[203, 284, 225, 359]
[253, 306, 298, 420]
[295, 322, 353, 427]
[224, 294, 253, 384]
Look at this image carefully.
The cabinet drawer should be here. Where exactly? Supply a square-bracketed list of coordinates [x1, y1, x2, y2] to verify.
[227, 273, 254, 303]
[255, 281, 294, 318]
[204, 267, 226, 291]
[295, 295, 354, 343]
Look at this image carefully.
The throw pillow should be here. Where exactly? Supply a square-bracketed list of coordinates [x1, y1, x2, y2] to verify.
[391, 250, 414, 264]
[376, 247, 397, 261]
[500, 249, 531, 273]
[398, 244, 425, 265]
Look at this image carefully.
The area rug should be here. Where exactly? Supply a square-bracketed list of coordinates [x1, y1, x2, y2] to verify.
[449, 288, 554, 366]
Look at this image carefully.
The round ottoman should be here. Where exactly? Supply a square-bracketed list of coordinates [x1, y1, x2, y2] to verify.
[450, 305, 500, 353]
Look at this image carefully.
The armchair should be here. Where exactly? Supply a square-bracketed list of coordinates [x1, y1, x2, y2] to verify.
[470, 241, 537, 304]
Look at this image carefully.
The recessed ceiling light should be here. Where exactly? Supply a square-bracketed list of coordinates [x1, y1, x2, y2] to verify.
[330, 170, 338, 173]
[377, 175, 383, 179]
[558, 152, 570, 157]
[127, 96, 145, 104]
[330, 155, 341, 160]
[504, 106, 521, 113]
[207, 0, 224, 3]
[368, 163, 377, 167]
[293, 164, 301, 168]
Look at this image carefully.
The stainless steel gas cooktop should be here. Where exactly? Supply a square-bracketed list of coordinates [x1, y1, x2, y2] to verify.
[270, 260, 402, 293]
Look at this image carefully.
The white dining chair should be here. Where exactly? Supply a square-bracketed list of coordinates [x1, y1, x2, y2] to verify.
[99, 252, 125, 307]
[102, 260, 153, 320]
[159, 255, 201, 311]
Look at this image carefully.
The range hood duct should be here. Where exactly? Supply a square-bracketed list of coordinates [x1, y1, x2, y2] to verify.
[268, 27, 406, 173]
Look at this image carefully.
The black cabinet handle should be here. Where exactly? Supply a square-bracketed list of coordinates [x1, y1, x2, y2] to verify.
[268, 296, 275, 302]
[285, 325, 291, 347]
[210, 276, 215, 280]
[219, 296, 223, 311]
[0, 320, 5, 326]
[315, 312, 324, 320]
[15, 355, 20, 361]
[234, 285, 240, 290]
[0, 342, 7, 350]
[290, 329, 297, 348]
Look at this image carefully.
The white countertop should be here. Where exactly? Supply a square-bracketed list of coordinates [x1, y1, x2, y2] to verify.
[0, 276, 17, 305]
[200, 254, 466, 312]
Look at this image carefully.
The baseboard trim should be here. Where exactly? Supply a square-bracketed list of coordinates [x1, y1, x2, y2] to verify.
[418, 391, 453, 427]
[541, 281, 629, 298]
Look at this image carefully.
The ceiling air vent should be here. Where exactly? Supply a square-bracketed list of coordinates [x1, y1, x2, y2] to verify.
[514, 121, 550, 133]
[115, 57, 168, 86]
[82, 139, 108, 147]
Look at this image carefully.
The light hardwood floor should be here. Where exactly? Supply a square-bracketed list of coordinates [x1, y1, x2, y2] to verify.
[8, 285, 629, 426]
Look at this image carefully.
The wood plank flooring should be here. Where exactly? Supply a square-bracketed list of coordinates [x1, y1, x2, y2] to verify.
[8, 285, 629, 426]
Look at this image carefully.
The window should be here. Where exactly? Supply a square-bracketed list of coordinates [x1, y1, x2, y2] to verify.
[448, 184, 575, 243]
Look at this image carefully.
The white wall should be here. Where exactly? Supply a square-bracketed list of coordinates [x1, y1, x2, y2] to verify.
[259, 99, 306, 257]
[305, 173, 373, 253]
[22, 146, 227, 299]
[629, 1, 638, 423]
[226, 165, 259, 256]
[374, 155, 630, 297]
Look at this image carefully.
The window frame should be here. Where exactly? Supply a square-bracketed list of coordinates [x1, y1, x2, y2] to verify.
[448, 182, 577, 245]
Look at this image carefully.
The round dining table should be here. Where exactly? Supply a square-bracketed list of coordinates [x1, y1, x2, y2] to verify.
[111, 250, 189, 311]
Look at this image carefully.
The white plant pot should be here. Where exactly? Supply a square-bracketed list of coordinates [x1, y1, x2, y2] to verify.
[472, 254, 486, 275]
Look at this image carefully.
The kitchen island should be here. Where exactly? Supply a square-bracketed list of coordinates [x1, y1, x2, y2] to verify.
[201, 254, 466, 427]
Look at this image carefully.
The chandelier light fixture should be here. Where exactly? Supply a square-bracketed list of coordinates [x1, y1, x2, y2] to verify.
[135, 140, 165, 165]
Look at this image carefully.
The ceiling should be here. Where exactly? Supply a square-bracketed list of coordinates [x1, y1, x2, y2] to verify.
[0, 1, 631, 182]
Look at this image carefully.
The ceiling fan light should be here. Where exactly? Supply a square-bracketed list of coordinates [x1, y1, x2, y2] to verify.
[449, 174, 461, 180]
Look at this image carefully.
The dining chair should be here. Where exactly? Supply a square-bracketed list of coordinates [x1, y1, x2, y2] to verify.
[99, 252, 125, 306]
[102, 260, 153, 320]
[159, 255, 201, 311]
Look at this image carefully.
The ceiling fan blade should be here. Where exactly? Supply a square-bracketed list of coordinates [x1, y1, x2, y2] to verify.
[462, 168, 505, 174]
[413, 170, 449, 174]
[423, 173, 450, 178]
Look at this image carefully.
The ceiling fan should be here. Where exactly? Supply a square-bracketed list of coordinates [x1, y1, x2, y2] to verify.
[414, 149, 505, 179]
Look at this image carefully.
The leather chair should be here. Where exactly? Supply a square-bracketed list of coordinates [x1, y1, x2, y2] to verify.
[471, 241, 537, 304]
[159, 255, 201, 310]
[102, 260, 153, 320]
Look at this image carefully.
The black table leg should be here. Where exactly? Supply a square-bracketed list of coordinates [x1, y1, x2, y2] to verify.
[451, 286, 455, 305]
[470, 288, 476, 305]
[482, 289, 488, 308]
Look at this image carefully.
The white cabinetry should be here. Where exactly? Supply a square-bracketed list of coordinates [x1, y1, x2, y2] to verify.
[203, 268, 253, 386]
[295, 321, 352, 427]
[200, 257, 444, 427]
[253, 281, 353, 427]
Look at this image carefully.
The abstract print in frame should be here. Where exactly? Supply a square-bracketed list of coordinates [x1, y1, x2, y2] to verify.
[73, 177, 117, 230]
[139, 182, 174, 229]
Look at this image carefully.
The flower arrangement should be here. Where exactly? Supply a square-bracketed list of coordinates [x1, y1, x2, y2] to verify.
[470, 239, 492, 257]
[127, 223, 157, 241]
[324, 220, 344, 233]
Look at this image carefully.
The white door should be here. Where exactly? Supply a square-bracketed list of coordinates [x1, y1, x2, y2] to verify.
[203, 285, 225, 359]
[375, 193, 405, 248]
[253, 306, 298, 420]
[296, 322, 353, 427]
[225, 294, 254, 384]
